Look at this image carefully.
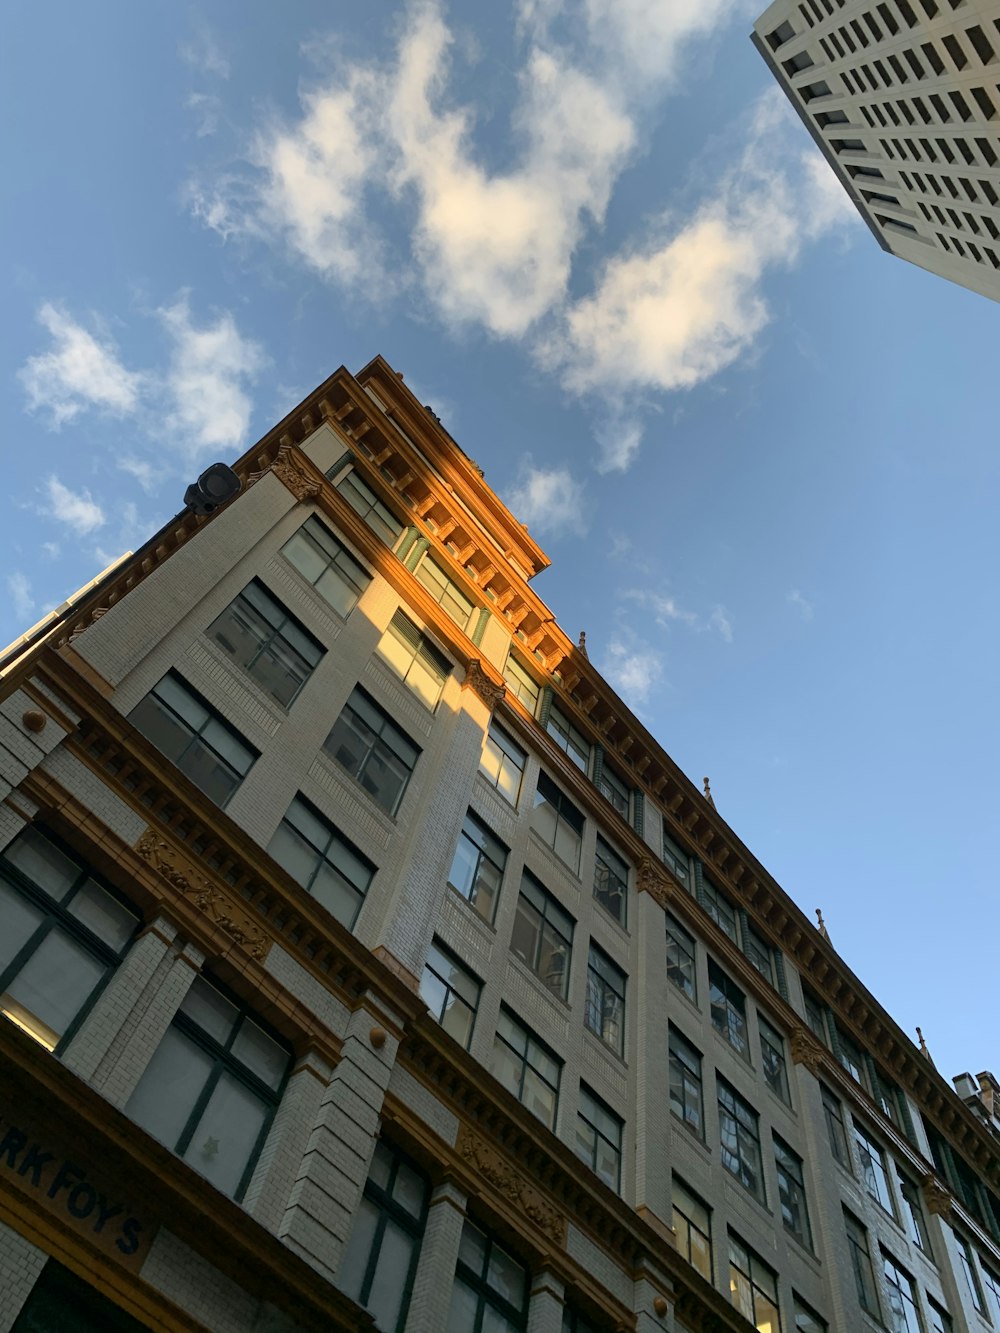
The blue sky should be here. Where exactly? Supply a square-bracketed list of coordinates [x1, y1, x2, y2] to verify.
[3, 2, 997, 1086]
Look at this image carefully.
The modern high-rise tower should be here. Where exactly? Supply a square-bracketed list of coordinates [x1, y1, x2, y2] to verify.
[0, 358, 997, 1333]
[753, 0, 1000, 301]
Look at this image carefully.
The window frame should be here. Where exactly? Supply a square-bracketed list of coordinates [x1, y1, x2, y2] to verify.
[0, 827, 141, 1055]
[881, 1250, 922, 1333]
[759, 1015, 791, 1105]
[546, 707, 590, 772]
[420, 938, 481, 1050]
[413, 553, 477, 631]
[510, 871, 574, 1001]
[503, 655, 540, 715]
[668, 1026, 704, 1139]
[125, 973, 291, 1202]
[793, 1295, 828, 1333]
[531, 771, 585, 874]
[844, 1209, 881, 1319]
[323, 686, 420, 816]
[672, 1176, 712, 1282]
[479, 721, 527, 806]
[332, 465, 404, 548]
[267, 795, 375, 930]
[450, 1218, 529, 1332]
[821, 1084, 851, 1169]
[593, 838, 628, 926]
[708, 959, 749, 1061]
[728, 1232, 782, 1332]
[718, 1078, 765, 1205]
[598, 764, 630, 819]
[774, 1133, 812, 1249]
[492, 1007, 561, 1130]
[702, 876, 738, 942]
[207, 579, 323, 709]
[280, 514, 371, 618]
[852, 1120, 895, 1215]
[585, 945, 626, 1057]
[956, 1232, 986, 1313]
[377, 611, 451, 710]
[661, 823, 691, 889]
[895, 1165, 930, 1252]
[129, 671, 258, 808]
[447, 810, 508, 924]
[666, 913, 696, 1001]
[575, 1083, 624, 1193]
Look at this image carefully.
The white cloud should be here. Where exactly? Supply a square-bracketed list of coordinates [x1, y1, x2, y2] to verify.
[788, 589, 815, 621]
[709, 605, 734, 643]
[624, 588, 733, 640]
[43, 477, 106, 535]
[186, 92, 223, 138]
[158, 295, 267, 456]
[180, 24, 230, 79]
[6, 573, 34, 621]
[540, 92, 859, 468]
[602, 638, 664, 706]
[504, 460, 588, 539]
[117, 456, 159, 493]
[41, 542, 60, 560]
[19, 304, 143, 427]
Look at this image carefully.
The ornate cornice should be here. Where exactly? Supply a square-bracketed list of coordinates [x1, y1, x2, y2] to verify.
[636, 857, 673, 909]
[462, 659, 506, 710]
[921, 1174, 954, 1218]
[135, 830, 271, 961]
[456, 1125, 566, 1245]
[249, 440, 323, 503]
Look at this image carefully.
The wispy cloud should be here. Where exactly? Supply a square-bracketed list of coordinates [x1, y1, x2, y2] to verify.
[624, 588, 734, 641]
[158, 295, 267, 456]
[43, 477, 105, 535]
[180, 24, 230, 79]
[19, 304, 143, 428]
[6, 573, 34, 621]
[504, 460, 589, 539]
[788, 588, 815, 621]
[602, 637, 665, 707]
[186, 92, 223, 138]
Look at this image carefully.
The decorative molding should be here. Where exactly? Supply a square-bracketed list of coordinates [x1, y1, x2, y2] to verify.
[636, 857, 672, 909]
[462, 659, 506, 709]
[134, 829, 271, 962]
[921, 1174, 954, 1218]
[456, 1125, 567, 1245]
[271, 444, 323, 502]
[372, 945, 421, 993]
[789, 1027, 826, 1075]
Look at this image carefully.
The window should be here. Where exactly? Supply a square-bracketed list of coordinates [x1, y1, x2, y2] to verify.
[927, 1297, 952, 1333]
[479, 722, 526, 805]
[666, 914, 696, 1001]
[793, 1297, 827, 1332]
[669, 1027, 704, 1137]
[324, 687, 420, 815]
[448, 811, 507, 923]
[844, 1210, 881, 1319]
[593, 839, 628, 925]
[661, 824, 690, 888]
[718, 1079, 764, 1204]
[873, 1069, 903, 1126]
[0, 827, 139, 1053]
[334, 467, 403, 547]
[129, 672, 256, 807]
[281, 516, 371, 617]
[672, 1177, 712, 1281]
[337, 1141, 429, 1333]
[562, 1307, 605, 1333]
[11, 1259, 148, 1333]
[982, 1263, 1000, 1323]
[882, 1252, 921, 1333]
[896, 1167, 929, 1251]
[492, 1009, 560, 1128]
[503, 655, 540, 714]
[531, 772, 584, 873]
[759, 1017, 790, 1104]
[598, 765, 629, 819]
[547, 708, 589, 772]
[377, 611, 451, 709]
[956, 1233, 985, 1312]
[585, 946, 626, 1056]
[853, 1121, 894, 1213]
[820, 1085, 850, 1168]
[414, 555, 475, 631]
[420, 940, 480, 1049]
[728, 1233, 781, 1332]
[575, 1084, 623, 1192]
[208, 580, 323, 708]
[837, 1027, 868, 1090]
[702, 876, 738, 942]
[447, 1219, 528, 1333]
[744, 924, 774, 984]
[803, 989, 828, 1045]
[126, 974, 289, 1200]
[268, 796, 375, 929]
[511, 872, 574, 1000]
[708, 960, 749, 1060]
[774, 1136, 811, 1248]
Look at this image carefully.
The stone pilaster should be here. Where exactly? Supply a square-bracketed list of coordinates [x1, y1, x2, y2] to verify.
[403, 1181, 467, 1333]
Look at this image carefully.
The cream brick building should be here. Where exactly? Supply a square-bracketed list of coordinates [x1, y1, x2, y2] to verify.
[753, 0, 1000, 301]
[0, 356, 998, 1333]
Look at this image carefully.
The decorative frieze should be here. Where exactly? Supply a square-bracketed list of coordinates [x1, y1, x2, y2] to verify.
[637, 857, 673, 910]
[462, 659, 506, 710]
[789, 1027, 826, 1075]
[456, 1125, 566, 1245]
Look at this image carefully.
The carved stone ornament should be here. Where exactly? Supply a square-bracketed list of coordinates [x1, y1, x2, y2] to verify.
[789, 1027, 825, 1074]
[921, 1175, 954, 1218]
[135, 830, 270, 961]
[246, 442, 321, 503]
[462, 660, 506, 710]
[637, 858, 672, 910]
[456, 1126, 566, 1245]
